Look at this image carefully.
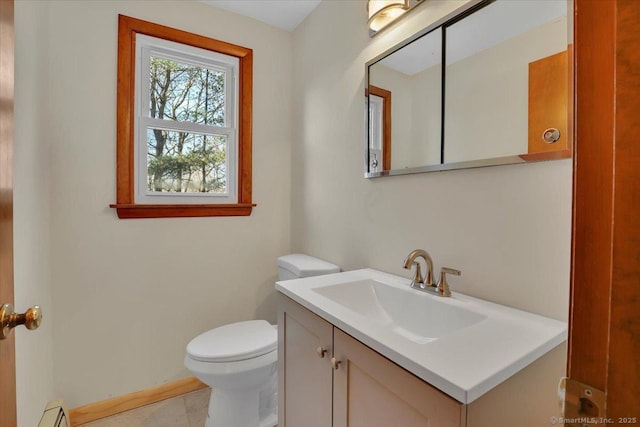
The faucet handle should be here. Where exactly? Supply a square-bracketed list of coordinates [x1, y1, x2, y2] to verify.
[436, 267, 461, 297]
[441, 267, 461, 276]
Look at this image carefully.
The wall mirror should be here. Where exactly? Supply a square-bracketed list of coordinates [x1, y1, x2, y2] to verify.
[366, 0, 572, 177]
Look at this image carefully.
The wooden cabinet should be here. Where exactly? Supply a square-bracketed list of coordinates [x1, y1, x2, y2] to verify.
[278, 294, 565, 427]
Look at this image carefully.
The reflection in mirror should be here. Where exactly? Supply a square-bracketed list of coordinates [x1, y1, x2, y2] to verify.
[366, 85, 391, 172]
[444, 0, 568, 163]
[368, 28, 442, 171]
[365, 0, 572, 178]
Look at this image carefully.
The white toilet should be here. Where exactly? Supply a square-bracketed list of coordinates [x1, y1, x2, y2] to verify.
[184, 254, 340, 427]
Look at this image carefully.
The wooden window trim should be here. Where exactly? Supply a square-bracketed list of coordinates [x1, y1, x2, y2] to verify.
[110, 15, 254, 219]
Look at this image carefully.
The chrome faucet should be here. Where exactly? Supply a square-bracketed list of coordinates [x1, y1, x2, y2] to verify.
[403, 249, 461, 297]
[402, 249, 434, 289]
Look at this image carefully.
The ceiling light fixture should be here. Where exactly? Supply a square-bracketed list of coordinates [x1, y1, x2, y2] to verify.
[367, 0, 424, 37]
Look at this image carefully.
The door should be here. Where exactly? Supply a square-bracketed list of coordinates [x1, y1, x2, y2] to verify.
[367, 94, 383, 173]
[367, 85, 391, 172]
[569, 0, 640, 419]
[0, 0, 17, 425]
[278, 295, 333, 427]
[332, 328, 463, 427]
[527, 50, 569, 155]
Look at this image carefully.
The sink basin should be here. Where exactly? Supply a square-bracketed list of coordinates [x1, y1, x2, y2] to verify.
[312, 279, 486, 343]
[276, 268, 567, 404]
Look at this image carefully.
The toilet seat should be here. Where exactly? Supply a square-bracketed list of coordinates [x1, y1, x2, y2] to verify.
[185, 346, 277, 381]
[187, 320, 277, 363]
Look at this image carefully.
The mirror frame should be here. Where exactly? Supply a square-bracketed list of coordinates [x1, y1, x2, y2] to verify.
[364, 0, 572, 178]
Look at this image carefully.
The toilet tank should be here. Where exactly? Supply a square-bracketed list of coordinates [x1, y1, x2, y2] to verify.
[277, 254, 340, 281]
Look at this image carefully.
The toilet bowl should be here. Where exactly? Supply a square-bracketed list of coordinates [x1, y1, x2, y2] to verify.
[185, 320, 278, 427]
[184, 254, 340, 427]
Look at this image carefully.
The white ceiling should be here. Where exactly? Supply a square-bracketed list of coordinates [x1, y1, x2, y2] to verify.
[203, 0, 322, 32]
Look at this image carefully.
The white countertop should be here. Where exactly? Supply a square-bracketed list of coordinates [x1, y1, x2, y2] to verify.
[276, 268, 567, 404]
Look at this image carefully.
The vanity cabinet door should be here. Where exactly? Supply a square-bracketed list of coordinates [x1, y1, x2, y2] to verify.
[278, 295, 333, 427]
[332, 328, 464, 427]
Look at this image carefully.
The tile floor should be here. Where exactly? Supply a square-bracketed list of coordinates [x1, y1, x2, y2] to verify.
[77, 388, 211, 427]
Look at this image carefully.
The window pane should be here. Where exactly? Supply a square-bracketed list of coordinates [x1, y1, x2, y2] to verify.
[146, 128, 228, 194]
[149, 56, 225, 126]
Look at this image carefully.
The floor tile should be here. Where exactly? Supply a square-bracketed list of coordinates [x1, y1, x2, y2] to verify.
[80, 397, 189, 427]
[184, 388, 211, 427]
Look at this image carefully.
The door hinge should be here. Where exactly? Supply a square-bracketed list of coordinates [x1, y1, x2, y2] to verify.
[558, 377, 606, 427]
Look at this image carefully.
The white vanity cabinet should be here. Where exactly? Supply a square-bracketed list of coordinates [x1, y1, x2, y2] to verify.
[278, 294, 565, 427]
[278, 294, 333, 427]
[279, 295, 462, 426]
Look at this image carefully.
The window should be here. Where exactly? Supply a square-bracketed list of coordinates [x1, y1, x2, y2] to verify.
[111, 15, 254, 218]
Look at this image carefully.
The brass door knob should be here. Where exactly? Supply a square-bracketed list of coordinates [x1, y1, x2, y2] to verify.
[542, 128, 561, 144]
[0, 304, 43, 340]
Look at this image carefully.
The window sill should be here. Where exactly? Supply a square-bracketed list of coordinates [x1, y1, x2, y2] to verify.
[109, 203, 255, 219]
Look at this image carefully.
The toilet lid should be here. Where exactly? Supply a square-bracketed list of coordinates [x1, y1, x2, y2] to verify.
[186, 320, 277, 362]
[277, 254, 340, 278]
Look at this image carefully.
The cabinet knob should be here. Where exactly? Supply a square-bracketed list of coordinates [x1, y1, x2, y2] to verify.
[331, 357, 342, 370]
[316, 346, 327, 358]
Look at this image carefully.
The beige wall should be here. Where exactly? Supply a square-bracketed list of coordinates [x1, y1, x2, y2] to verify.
[15, 0, 292, 409]
[445, 17, 567, 162]
[409, 65, 442, 167]
[370, 63, 441, 169]
[370, 64, 414, 168]
[13, 0, 572, 419]
[14, 2, 55, 425]
[292, 0, 571, 323]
